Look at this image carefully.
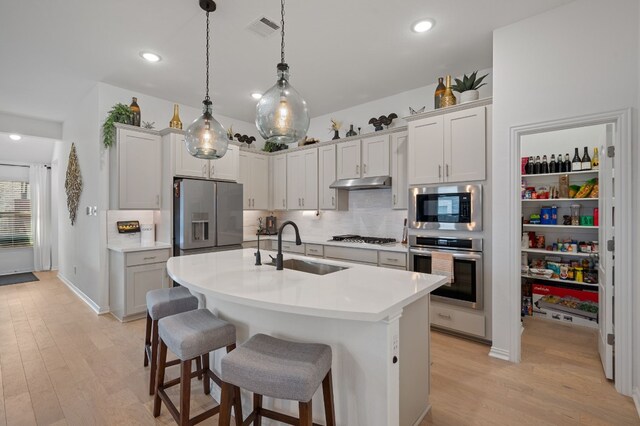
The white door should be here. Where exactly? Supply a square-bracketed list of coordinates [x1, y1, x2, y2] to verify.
[118, 129, 161, 209]
[443, 106, 486, 183]
[302, 149, 318, 210]
[174, 135, 209, 178]
[287, 152, 302, 210]
[391, 132, 408, 209]
[238, 152, 252, 209]
[271, 154, 287, 210]
[336, 140, 361, 179]
[319, 145, 337, 210]
[251, 155, 269, 210]
[408, 116, 444, 185]
[210, 144, 239, 182]
[598, 124, 615, 379]
[362, 134, 390, 177]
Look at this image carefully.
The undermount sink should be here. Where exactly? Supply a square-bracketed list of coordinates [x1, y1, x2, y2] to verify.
[267, 258, 349, 275]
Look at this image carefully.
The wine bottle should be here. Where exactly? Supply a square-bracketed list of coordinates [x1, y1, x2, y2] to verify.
[592, 147, 599, 170]
[571, 148, 582, 171]
[558, 153, 566, 172]
[581, 146, 592, 170]
[434, 77, 446, 109]
[564, 153, 572, 172]
[526, 156, 534, 175]
[130, 97, 141, 127]
[440, 75, 457, 108]
[549, 154, 557, 173]
[541, 155, 549, 174]
[533, 155, 541, 174]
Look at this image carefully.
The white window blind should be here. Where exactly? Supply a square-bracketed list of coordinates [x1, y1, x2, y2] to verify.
[0, 181, 32, 248]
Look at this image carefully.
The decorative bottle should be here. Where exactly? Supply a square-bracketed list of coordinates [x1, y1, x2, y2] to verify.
[169, 104, 182, 129]
[130, 97, 141, 127]
[581, 147, 592, 170]
[434, 77, 446, 109]
[440, 76, 457, 108]
[345, 124, 357, 137]
[591, 147, 599, 170]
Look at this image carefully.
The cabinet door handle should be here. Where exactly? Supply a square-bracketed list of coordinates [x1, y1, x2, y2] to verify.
[308, 248, 318, 253]
[363, 164, 367, 174]
[438, 165, 442, 179]
[248, 197, 251, 207]
[156, 195, 160, 206]
[202, 164, 207, 176]
[302, 197, 305, 207]
[438, 313, 452, 320]
[283, 199, 285, 208]
[386, 258, 398, 262]
[298, 198, 301, 207]
[332, 196, 335, 206]
[210, 164, 215, 176]
[393, 194, 396, 205]
[356, 164, 360, 175]
[252, 198, 255, 208]
[446, 164, 449, 177]
[143, 256, 156, 260]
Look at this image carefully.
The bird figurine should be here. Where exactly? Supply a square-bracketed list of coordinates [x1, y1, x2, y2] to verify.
[234, 134, 257, 145]
[368, 113, 398, 131]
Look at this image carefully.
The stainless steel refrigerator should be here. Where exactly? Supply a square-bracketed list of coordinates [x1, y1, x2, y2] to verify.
[174, 179, 243, 256]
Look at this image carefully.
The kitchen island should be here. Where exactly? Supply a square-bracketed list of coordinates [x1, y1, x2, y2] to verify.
[167, 249, 447, 426]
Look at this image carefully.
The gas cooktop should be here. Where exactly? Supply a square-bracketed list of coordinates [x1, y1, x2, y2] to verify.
[331, 235, 397, 245]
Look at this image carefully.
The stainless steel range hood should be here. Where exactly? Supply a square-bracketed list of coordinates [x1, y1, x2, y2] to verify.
[329, 176, 392, 190]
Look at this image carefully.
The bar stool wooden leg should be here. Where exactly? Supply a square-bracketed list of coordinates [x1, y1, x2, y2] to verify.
[149, 319, 159, 395]
[233, 386, 243, 426]
[253, 394, 262, 426]
[322, 369, 336, 426]
[299, 400, 312, 426]
[153, 340, 168, 417]
[195, 356, 203, 381]
[180, 359, 192, 426]
[219, 382, 233, 426]
[144, 312, 152, 367]
[202, 354, 210, 395]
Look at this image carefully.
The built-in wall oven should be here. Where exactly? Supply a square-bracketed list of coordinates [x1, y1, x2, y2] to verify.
[409, 236, 483, 310]
[409, 184, 482, 231]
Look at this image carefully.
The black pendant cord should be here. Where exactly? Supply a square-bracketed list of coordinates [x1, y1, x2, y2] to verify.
[280, 0, 285, 64]
[205, 11, 211, 103]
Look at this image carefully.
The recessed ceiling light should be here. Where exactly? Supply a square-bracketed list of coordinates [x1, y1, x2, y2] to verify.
[140, 51, 161, 63]
[251, 92, 263, 100]
[9, 134, 21, 141]
[412, 19, 435, 33]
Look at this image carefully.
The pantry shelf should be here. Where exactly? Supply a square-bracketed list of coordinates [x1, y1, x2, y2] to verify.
[521, 248, 596, 258]
[521, 170, 598, 178]
[521, 273, 598, 288]
[521, 198, 598, 202]
[522, 224, 598, 229]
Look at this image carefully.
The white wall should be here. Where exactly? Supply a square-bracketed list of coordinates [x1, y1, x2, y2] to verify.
[0, 165, 33, 274]
[305, 69, 492, 141]
[0, 111, 62, 140]
[520, 125, 606, 158]
[634, 0, 640, 410]
[491, 0, 639, 374]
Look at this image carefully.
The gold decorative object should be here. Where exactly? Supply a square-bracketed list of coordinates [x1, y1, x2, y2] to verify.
[65, 143, 83, 226]
[440, 75, 457, 108]
[169, 104, 182, 129]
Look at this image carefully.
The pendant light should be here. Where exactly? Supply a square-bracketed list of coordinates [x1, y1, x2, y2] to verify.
[185, 0, 228, 159]
[255, 0, 310, 145]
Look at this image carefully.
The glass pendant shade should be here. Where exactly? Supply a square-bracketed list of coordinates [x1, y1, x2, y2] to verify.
[185, 101, 228, 159]
[256, 64, 309, 145]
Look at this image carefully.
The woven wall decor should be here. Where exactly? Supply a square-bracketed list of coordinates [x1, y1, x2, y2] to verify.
[65, 143, 83, 225]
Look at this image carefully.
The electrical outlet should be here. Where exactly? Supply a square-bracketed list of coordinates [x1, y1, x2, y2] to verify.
[91, 206, 98, 216]
[86, 206, 91, 215]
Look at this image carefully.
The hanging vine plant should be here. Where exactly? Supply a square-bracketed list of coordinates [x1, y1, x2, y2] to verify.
[102, 103, 132, 148]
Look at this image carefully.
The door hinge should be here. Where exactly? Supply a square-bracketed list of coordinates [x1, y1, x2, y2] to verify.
[607, 239, 615, 252]
[607, 146, 615, 158]
[607, 333, 614, 345]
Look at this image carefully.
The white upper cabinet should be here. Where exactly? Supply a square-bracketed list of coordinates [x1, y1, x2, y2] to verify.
[361, 134, 390, 177]
[239, 151, 269, 210]
[443, 106, 486, 183]
[287, 149, 318, 210]
[408, 104, 487, 185]
[210, 144, 239, 182]
[270, 154, 287, 211]
[336, 140, 361, 179]
[111, 127, 161, 209]
[174, 136, 238, 181]
[391, 131, 408, 209]
[318, 144, 337, 210]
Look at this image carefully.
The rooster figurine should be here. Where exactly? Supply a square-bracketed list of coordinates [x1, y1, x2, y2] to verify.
[368, 113, 398, 131]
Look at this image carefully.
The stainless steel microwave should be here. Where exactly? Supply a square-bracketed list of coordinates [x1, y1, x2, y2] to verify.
[409, 184, 482, 231]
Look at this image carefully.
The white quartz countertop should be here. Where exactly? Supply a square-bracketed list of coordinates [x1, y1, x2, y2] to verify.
[107, 242, 172, 253]
[250, 236, 409, 253]
[167, 249, 446, 322]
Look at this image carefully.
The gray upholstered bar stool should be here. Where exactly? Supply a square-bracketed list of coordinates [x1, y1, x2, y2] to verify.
[153, 308, 243, 426]
[144, 286, 199, 395]
[218, 334, 336, 426]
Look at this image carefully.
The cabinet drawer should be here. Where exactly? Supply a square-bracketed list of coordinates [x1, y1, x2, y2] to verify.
[378, 251, 407, 268]
[126, 249, 170, 267]
[430, 302, 485, 338]
[280, 241, 305, 254]
[305, 244, 324, 257]
[324, 246, 377, 265]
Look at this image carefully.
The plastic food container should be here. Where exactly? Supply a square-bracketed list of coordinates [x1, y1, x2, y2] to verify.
[570, 204, 581, 226]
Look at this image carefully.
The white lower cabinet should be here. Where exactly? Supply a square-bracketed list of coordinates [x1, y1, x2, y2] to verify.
[239, 151, 269, 210]
[109, 248, 171, 322]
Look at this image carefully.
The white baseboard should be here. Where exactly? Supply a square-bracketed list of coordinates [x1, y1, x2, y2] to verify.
[633, 387, 640, 420]
[413, 404, 431, 426]
[57, 272, 109, 315]
[489, 346, 511, 361]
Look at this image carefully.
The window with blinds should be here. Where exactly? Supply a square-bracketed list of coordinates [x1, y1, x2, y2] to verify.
[0, 181, 32, 248]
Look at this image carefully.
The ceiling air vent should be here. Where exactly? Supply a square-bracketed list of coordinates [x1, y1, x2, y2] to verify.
[247, 16, 280, 38]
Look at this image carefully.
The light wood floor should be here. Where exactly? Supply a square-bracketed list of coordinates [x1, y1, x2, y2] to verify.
[0, 272, 637, 425]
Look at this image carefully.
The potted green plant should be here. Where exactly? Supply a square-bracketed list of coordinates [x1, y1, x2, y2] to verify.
[102, 103, 133, 148]
[451, 71, 488, 104]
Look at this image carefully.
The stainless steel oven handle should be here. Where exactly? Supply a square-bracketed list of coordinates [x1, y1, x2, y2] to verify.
[409, 247, 482, 261]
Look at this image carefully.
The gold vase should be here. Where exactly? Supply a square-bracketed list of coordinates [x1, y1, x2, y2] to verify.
[440, 75, 457, 108]
[169, 104, 182, 129]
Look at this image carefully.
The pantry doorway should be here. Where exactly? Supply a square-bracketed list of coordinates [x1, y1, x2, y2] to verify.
[509, 110, 632, 396]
